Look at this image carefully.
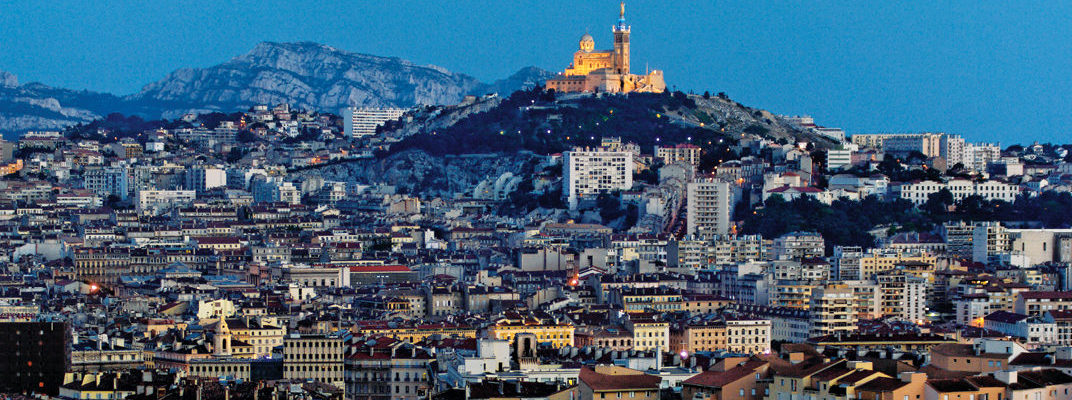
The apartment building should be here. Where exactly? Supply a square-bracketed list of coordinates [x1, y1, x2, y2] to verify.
[564, 147, 634, 209]
[626, 314, 670, 353]
[772, 232, 825, 260]
[486, 321, 575, 349]
[857, 249, 937, 280]
[655, 144, 701, 167]
[1016, 291, 1072, 316]
[136, 190, 196, 214]
[183, 166, 226, 195]
[283, 332, 348, 394]
[686, 177, 733, 237]
[343, 107, 407, 137]
[898, 179, 1018, 205]
[83, 166, 130, 200]
[808, 284, 857, 338]
[345, 338, 434, 400]
[877, 271, 929, 323]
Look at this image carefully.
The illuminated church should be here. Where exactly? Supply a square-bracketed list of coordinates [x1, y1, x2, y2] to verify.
[544, 2, 666, 94]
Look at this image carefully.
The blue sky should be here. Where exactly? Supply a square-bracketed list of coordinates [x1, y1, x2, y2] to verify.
[1, 1, 1070, 144]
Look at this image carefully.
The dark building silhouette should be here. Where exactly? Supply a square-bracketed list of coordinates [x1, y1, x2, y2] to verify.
[0, 321, 71, 396]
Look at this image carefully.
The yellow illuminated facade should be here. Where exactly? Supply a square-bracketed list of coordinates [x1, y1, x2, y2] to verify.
[545, 2, 666, 94]
[353, 324, 477, 343]
[487, 323, 575, 348]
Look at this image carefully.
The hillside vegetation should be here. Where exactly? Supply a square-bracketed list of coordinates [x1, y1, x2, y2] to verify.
[387, 88, 834, 165]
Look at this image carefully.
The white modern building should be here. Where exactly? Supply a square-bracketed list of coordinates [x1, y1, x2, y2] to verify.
[252, 178, 301, 205]
[686, 177, 732, 237]
[654, 144, 701, 168]
[826, 149, 854, 171]
[851, 133, 941, 157]
[82, 166, 130, 200]
[136, 190, 196, 214]
[968, 142, 1002, 171]
[343, 107, 407, 137]
[184, 167, 226, 195]
[563, 147, 633, 209]
[898, 179, 1019, 205]
[940, 134, 969, 167]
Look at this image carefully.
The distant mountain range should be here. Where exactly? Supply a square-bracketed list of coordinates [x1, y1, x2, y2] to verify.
[0, 41, 556, 138]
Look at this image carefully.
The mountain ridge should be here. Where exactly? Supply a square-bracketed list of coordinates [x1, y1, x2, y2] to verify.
[0, 41, 555, 138]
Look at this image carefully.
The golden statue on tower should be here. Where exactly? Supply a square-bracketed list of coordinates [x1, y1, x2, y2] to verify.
[545, 2, 666, 94]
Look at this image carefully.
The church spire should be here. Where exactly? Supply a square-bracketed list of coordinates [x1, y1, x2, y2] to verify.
[614, 1, 629, 32]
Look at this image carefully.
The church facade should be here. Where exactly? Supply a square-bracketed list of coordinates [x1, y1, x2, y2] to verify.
[545, 2, 666, 94]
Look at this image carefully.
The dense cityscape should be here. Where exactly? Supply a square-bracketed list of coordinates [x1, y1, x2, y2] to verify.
[3, 2, 1072, 400]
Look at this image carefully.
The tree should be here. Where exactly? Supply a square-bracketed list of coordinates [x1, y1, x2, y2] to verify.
[227, 147, 245, 163]
[922, 189, 954, 221]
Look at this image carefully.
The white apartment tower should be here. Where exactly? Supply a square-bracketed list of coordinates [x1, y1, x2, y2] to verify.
[83, 166, 130, 200]
[686, 177, 732, 237]
[940, 134, 969, 167]
[343, 107, 407, 137]
[968, 143, 1002, 171]
[563, 147, 633, 209]
[655, 144, 701, 168]
[973, 222, 1011, 265]
[184, 167, 226, 195]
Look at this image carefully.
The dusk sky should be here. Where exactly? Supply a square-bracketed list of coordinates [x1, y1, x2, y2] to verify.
[2, 0, 1071, 144]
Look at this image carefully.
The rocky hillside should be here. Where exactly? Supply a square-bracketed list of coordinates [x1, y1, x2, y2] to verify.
[0, 42, 554, 136]
[294, 89, 837, 198]
[387, 89, 835, 159]
[296, 150, 539, 198]
[0, 71, 142, 139]
[129, 42, 553, 118]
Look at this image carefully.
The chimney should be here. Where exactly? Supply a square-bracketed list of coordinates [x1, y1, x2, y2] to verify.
[995, 370, 1018, 385]
[789, 352, 805, 364]
[899, 372, 926, 384]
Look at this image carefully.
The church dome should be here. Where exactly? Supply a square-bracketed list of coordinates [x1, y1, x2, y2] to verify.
[579, 33, 595, 52]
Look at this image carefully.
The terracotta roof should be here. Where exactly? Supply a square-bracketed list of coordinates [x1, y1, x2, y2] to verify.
[856, 377, 908, 393]
[349, 265, 411, 273]
[579, 367, 661, 391]
[837, 370, 882, 385]
[682, 359, 767, 388]
[927, 379, 978, 393]
[984, 310, 1029, 324]
[1020, 291, 1072, 300]
[812, 367, 854, 382]
[965, 375, 1007, 388]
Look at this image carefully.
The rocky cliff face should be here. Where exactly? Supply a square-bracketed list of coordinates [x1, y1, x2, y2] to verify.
[300, 150, 538, 197]
[0, 72, 140, 139]
[0, 42, 553, 136]
[130, 42, 499, 117]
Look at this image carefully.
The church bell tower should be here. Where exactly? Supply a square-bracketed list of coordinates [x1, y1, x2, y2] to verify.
[613, 1, 631, 75]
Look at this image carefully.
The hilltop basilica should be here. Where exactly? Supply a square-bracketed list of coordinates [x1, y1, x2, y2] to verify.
[545, 2, 666, 94]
